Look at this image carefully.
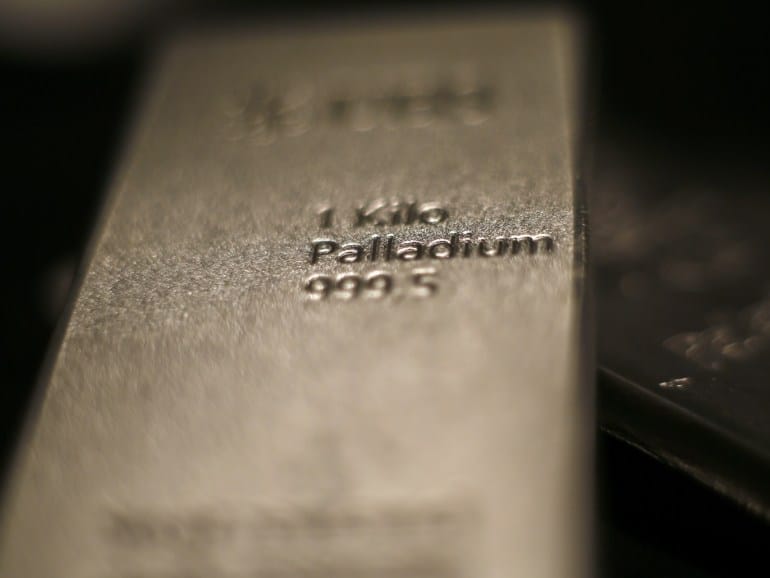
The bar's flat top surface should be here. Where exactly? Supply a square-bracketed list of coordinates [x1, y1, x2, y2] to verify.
[0, 16, 586, 578]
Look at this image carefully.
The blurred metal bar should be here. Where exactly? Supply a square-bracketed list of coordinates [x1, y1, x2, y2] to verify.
[594, 136, 770, 517]
[0, 15, 590, 577]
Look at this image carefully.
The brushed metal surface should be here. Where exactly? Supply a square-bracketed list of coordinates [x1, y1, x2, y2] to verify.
[0, 16, 589, 578]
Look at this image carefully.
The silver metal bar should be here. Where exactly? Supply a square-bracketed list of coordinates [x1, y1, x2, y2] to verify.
[0, 15, 590, 578]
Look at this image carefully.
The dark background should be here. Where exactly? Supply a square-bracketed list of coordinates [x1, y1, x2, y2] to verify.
[1, 2, 768, 576]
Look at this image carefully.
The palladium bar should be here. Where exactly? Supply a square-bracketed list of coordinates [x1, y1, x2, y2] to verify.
[0, 15, 591, 578]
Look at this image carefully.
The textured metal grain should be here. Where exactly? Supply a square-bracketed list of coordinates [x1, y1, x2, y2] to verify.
[0, 15, 589, 578]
